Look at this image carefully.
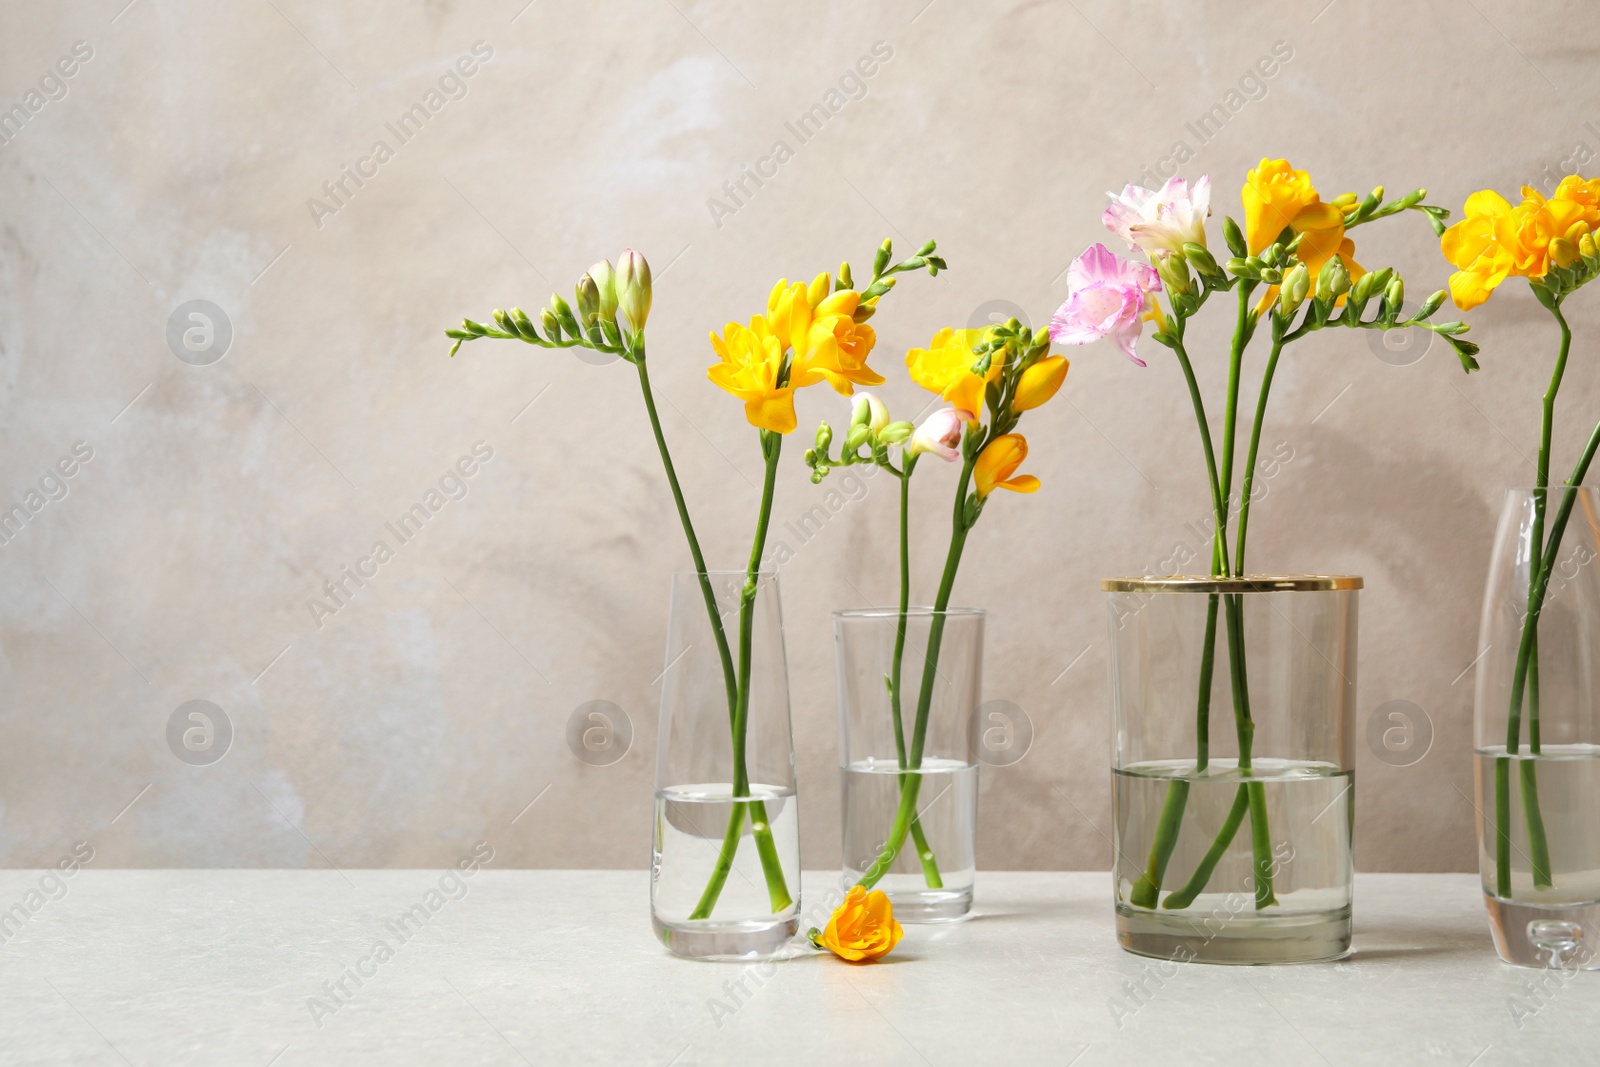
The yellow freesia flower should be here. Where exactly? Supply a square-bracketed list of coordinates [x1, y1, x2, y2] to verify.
[707, 316, 795, 434]
[814, 885, 903, 962]
[906, 328, 1001, 416]
[974, 434, 1039, 498]
[1012, 355, 1069, 412]
[710, 274, 885, 433]
[1243, 158, 1364, 313]
[1440, 180, 1600, 310]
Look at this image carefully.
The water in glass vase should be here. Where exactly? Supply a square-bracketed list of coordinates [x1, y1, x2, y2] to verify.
[1475, 744, 1600, 969]
[651, 783, 799, 959]
[1113, 758, 1354, 964]
[841, 757, 977, 922]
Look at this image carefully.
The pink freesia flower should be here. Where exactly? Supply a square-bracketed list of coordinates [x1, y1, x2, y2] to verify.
[906, 407, 973, 462]
[1102, 175, 1211, 257]
[1049, 244, 1162, 366]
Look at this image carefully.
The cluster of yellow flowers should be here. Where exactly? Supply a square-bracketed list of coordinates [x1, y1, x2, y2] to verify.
[1240, 158, 1367, 311]
[1442, 176, 1600, 309]
[708, 275, 882, 434]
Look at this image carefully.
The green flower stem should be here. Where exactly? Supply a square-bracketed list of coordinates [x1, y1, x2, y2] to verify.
[633, 351, 789, 919]
[1128, 326, 1229, 909]
[1161, 293, 1277, 912]
[1497, 413, 1600, 894]
[1497, 306, 1569, 895]
[1162, 785, 1251, 910]
[888, 457, 943, 889]
[857, 456, 976, 891]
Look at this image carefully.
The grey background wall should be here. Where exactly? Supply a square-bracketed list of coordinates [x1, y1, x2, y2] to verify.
[1, 0, 1595, 873]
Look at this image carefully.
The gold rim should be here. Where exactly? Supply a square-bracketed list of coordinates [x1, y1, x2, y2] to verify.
[1100, 574, 1363, 593]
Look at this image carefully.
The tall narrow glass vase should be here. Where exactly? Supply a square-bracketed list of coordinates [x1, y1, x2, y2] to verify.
[834, 607, 983, 922]
[1474, 487, 1600, 970]
[1104, 575, 1359, 965]
[652, 571, 800, 959]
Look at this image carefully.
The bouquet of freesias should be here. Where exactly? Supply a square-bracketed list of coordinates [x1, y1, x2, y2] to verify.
[446, 238, 945, 960]
[1056, 159, 1473, 911]
[1442, 174, 1600, 900]
[804, 308, 1069, 899]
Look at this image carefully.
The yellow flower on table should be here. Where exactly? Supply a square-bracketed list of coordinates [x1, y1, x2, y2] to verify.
[906, 328, 1000, 417]
[814, 885, 903, 962]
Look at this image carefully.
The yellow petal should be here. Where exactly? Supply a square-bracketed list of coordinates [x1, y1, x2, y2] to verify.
[1000, 475, 1041, 494]
[1013, 356, 1069, 412]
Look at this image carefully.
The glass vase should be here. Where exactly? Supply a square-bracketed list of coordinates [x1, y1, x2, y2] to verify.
[834, 607, 983, 922]
[651, 571, 800, 959]
[1104, 575, 1359, 964]
[1474, 487, 1600, 970]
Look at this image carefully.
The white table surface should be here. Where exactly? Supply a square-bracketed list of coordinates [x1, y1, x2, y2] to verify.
[0, 870, 1589, 1066]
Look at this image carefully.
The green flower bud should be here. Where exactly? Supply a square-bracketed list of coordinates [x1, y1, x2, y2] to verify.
[540, 307, 561, 339]
[815, 421, 833, 451]
[1182, 242, 1220, 279]
[1328, 258, 1352, 296]
[1417, 289, 1448, 319]
[838, 261, 853, 290]
[575, 274, 601, 326]
[873, 239, 892, 277]
[878, 421, 913, 445]
[1278, 264, 1310, 316]
[589, 260, 619, 321]
[1384, 276, 1405, 320]
[1224, 257, 1251, 277]
[844, 424, 870, 453]
[1223, 216, 1246, 257]
[616, 248, 652, 331]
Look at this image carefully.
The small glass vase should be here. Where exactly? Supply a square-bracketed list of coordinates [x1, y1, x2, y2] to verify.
[1474, 487, 1600, 970]
[834, 607, 984, 923]
[651, 571, 800, 960]
[1104, 575, 1359, 965]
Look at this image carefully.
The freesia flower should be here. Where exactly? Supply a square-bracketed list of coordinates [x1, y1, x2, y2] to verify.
[707, 316, 794, 433]
[1242, 160, 1365, 314]
[974, 434, 1039, 498]
[1103, 175, 1211, 256]
[1438, 183, 1600, 310]
[906, 406, 973, 462]
[905, 328, 1001, 415]
[1048, 243, 1161, 366]
[767, 276, 883, 393]
[710, 273, 888, 433]
[1012, 355, 1069, 412]
[812, 885, 903, 962]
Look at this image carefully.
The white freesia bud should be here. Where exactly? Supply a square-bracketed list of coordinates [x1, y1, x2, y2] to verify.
[850, 392, 890, 434]
[616, 249, 652, 332]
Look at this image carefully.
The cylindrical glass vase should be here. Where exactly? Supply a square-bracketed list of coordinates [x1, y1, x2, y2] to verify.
[834, 607, 983, 922]
[1104, 575, 1359, 965]
[651, 571, 800, 959]
[1474, 487, 1600, 970]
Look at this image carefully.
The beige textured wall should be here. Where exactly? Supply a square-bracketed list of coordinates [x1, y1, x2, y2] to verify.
[2, 0, 1595, 874]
